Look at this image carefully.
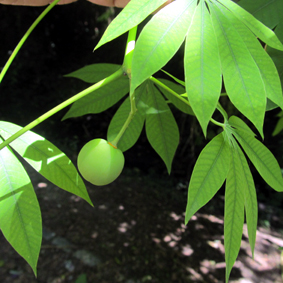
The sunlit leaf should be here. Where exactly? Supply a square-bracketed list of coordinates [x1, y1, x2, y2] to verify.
[224, 141, 245, 283]
[209, 2, 266, 137]
[131, 0, 197, 92]
[229, 116, 283, 192]
[0, 122, 93, 205]
[185, 0, 221, 135]
[145, 81, 179, 173]
[64, 64, 122, 83]
[62, 76, 129, 120]
[217, 0, 283, 50]
[185, 133, 230, 224]
[94, 0, 170, 50]
[0, 140, 41, 275]
[218, 4, 283, 110]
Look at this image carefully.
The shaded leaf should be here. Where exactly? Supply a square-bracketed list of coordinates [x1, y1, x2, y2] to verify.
[0, 140, 41, 275]
[155, 78, 194, 115]
[64, 64, 122, 83]
[237, 0, 283, 29]
[273, 115, 283, 136]
[62, 76, 129, 120]
[107, 83, 148, 152]
[185, 0, 222, 135]
[145, 81, 179, 173]
[185, 133, 230, 224]
[131, 0, 197, 91]
[229, 116, 283, 192]
[0, 122, 92, 205]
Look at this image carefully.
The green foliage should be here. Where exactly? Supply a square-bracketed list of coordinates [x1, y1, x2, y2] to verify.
[1, 0, 283, 281]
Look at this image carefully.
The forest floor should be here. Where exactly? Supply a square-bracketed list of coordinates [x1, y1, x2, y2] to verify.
[0, 167, 283, 283]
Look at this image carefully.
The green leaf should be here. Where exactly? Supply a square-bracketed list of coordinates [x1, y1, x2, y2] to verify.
[62, 76, 129, 120]
[273, 115, 283, 136]
[145, 81, 179, 174]
[131, 0, 197, 91]
[229, 116, 283, 192]
[185, 0, 222, 136]
[0, 122, 93, 205]
[209, 2, 266, 137]
[161, 69, 185, 86]
[107, 84, 148, 152]
[267, 22, 283, 85]
[217, 3, 283, 110]
[237, 0, 283, 29]
[155, 78, 194, 115]
[218, 0, 283, 50]
[0, 140, 41, 275]
[94, 0, 170, 50]
[64, 64, 122, 83]
[185, 133, 230, 224]
[224, 141, 245, 283]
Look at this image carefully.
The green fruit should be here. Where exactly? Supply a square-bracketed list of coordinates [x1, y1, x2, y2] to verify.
[77, 138, 124, 186]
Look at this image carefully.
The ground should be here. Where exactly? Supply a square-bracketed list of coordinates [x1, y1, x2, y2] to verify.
[0, 166, 282, 283]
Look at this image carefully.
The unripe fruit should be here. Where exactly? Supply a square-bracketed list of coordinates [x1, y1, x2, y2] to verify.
[77, 138, 124, 186]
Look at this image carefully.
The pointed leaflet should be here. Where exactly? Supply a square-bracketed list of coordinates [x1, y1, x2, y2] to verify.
[185, 133, 230, 224]
[107, 83, 148, 152]
[64, 64, 122, 83]
[185, 0, 221, 136]
[238, 0, 283, 29]
[216, 2, 283, 110]
[155, 78, 194, 115]
[94, 0, 169, 50]
[0, 140, 41, 275]
[218, 0, 283, 50]
[208, 2, 266, 137]
[224, 141, 245, 283]
[0, 122, 92, 205]
[131, 0, 197, 92]
[145, 81, 179, 174]
[229, 116, 283, 192]
[62, 76, 129, 120]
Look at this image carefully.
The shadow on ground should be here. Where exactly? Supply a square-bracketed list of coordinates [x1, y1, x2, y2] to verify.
[0, 167, 282, 283]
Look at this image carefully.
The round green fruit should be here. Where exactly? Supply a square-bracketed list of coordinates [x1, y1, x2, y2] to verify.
[77, 138, 125, 186]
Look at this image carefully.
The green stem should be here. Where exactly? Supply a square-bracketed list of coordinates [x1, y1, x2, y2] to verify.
[0, 0, 61, 84]
[150, 76, 226, 128]
[122, 26, 138, 79]
[0, 67, 123, 151]
[110, 27, 138, 147]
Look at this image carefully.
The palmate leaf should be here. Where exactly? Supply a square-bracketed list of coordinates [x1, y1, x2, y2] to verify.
[131, 0, 197, 92]
[224, 140, 245, 283]
[64, 64, 122, 83]
[238, 0, 283, 29]
[62, 76, 129, 120]
[145, 81, 179, 174]
[0, 139, 41, 275]
[229, 116, 283, 192]
[185, 133, 230, 224]
[185, 0, 222, 136]
[0, 122, 93, 205]
[215, 2, 283, 110]
[94, 0, 169, 50]
[107, 83, 148, 152]
[218, 0, 283, 50]
[208, 2, 266, 137]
